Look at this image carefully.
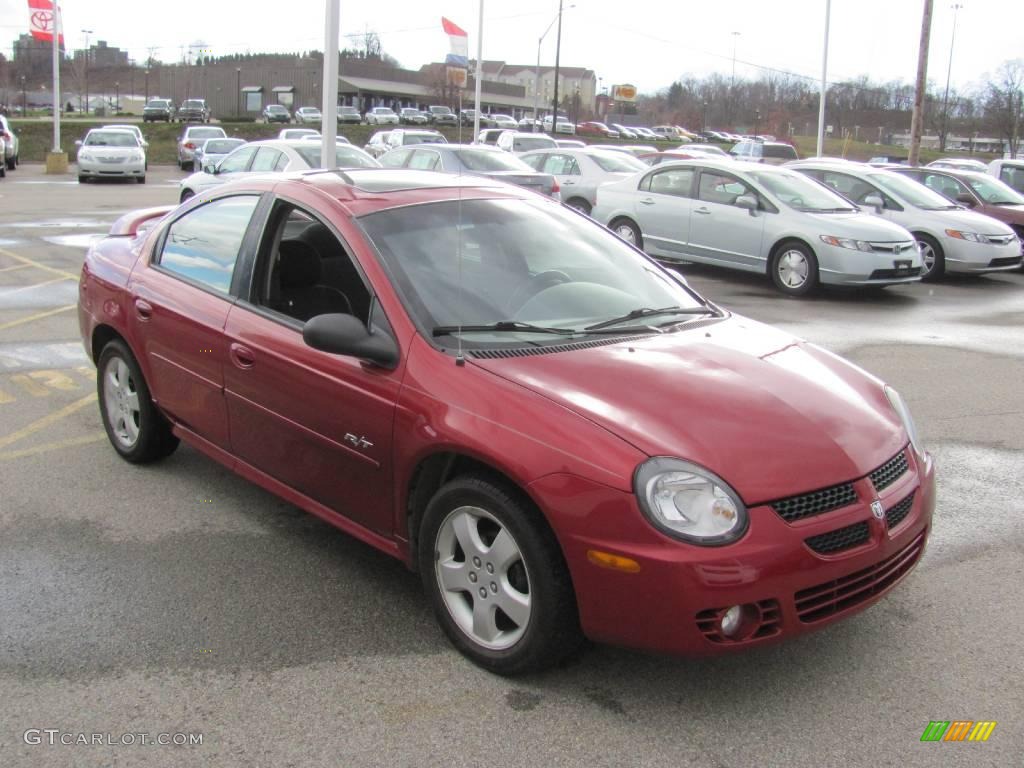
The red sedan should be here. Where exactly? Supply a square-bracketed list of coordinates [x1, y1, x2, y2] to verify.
[78, 169, 935, 674]
[576, 121, 620, 138]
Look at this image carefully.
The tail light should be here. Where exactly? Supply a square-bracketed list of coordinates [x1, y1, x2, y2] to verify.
[550, 179, 560, 197]
[1, 132, 10, 141]
[184, 142, 195, 150]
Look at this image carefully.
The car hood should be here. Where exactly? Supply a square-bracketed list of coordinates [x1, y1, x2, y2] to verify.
[804, 211, 913, 240]
[982, 204, 1024, 224]
[469, 315, 905, 504]
[915, 206, 1015, 234]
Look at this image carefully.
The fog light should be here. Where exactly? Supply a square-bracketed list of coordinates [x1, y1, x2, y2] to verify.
[721, 605, 743, 636]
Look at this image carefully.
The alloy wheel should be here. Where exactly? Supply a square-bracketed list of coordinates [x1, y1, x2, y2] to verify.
[102, 356, 141, 449]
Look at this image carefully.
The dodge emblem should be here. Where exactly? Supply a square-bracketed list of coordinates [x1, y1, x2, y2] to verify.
[870, 500, 885, 520]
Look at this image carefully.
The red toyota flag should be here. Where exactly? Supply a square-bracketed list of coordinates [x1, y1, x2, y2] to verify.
[28, 0, 64, 45]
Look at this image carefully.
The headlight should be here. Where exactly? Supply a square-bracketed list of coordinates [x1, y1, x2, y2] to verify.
[79, 152, 94, 162]
[820, 235, 874, 252]
[634, 458, 748, 545]
[884, 386, 925, 458]
[944, 229, 983, 242]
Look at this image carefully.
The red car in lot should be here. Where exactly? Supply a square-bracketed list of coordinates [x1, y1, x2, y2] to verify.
[575, 121, 620, 138]
[78, 169, 935, 674]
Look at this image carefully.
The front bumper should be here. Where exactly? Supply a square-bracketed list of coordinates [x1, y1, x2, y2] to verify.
[530, 446, 935, 656]
[78, 158, 146, 177]
[943, 236, 1022, 273]
[817, 241, 923, 286]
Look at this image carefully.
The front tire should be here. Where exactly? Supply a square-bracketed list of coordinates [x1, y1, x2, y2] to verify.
[137, 176, 146, 184]
[770, 240, 819, 296]
[97, 340, 179, 463]
[418, 474, 582, 675]
[180, 189, 195, 203]
[915, 233, 945, 281]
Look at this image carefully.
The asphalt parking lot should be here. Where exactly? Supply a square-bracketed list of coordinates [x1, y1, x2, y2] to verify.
[1, 163, 1022, 767]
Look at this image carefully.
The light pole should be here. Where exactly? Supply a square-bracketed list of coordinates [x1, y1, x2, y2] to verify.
[81, 29, 93, 115]
[940, 2, 963, 152]
[731, 31, 741, 88]
[21, 76, 26, 115]
[114, 82, 119, 113]
[534, 5, 574, 131]
[702, 100, 708, 135]
[816, 0, 831, 158]
[754, 109, 760, 138]
[144, 69, 150, 103]
[552, 0, 565, 136]
[236, 67, 241, 117]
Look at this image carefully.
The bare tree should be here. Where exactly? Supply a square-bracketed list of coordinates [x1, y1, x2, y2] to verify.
[982, 59, 1024, 157]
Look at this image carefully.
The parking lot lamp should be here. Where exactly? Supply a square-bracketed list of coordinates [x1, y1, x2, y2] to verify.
[236, 68, 242, 118]
[552, 0, 564, 136]
[82, 29, 93, 116]
[115, 82, 119, 113]
[754, 109, 760, 138]
[702, 100, 707, 135]
[940, 3, 963, 152]
[144, 69, 149, 103]
[534, 6, 573, 130]
[816, 1, 830, 157]
[21, 76, 26, 115]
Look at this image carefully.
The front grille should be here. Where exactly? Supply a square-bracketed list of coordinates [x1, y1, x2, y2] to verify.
[868, 267, 921, 280]
[770, 482, 858, 523]
[982, 234, 1015, 245]
[795, 531, 926, 623]
[869, 449, 908, 491]
[98, 157, 126, 164]
[867, 241, 917, 254]
[805, 521, 870, 554]
[988, 256, 1022, 268]
[885, 492, 915, 530]
[695, 599, 781, 643]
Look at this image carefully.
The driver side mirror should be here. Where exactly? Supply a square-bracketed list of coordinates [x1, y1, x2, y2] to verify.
[204, 162, 218, 174]
[735, 194, 758, 213]
[862, 193, 884, 213]
[955, 192, 976, 207]
[75, 139, 83, 147]
[303, 313, 398, 369]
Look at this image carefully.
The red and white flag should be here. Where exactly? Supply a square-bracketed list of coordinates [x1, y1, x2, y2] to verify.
[28, 0, 64, 45]
[442, 17, 468, 68]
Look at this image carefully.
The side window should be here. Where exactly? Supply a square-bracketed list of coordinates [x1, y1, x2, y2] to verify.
[408, 150, 440, 170]
[256, 205, 373, 326]
[648, 168, 694, 198]
[521, 154, 545, 171]
[218, 146, 257, 174]
[381, 147, 412, 168]
[923, 173, 965, 200]
[250, 148, 283, 173]
[157, 196, 260, 294]
[542, 154, 580, 175]
[274, 152, 289, 172]
[698, 171, 752, 206]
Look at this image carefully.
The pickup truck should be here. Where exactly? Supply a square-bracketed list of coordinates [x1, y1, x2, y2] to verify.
[142, 98, 175, 123]
[177, 99, 210, 123]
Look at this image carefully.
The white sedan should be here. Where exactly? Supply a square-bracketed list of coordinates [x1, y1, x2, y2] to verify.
[76, 128, 146, 184]
[178, 139, 380, 203]
[519, 147, 647, 215]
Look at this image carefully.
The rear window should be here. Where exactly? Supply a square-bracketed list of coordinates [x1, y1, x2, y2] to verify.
[764, 144, 798, 160]
[295, 145, 381, 169]
[203, 139, 245, 154]
[402, 133, 446, 146]
[589, 151, 646, 173]
[513, 137, 557, 152]
[189, 127, 226, 140]
[456, 150, 532, 172]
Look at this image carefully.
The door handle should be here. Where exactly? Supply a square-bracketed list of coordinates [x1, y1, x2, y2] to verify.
[640, 198, 655, 205]
[134, 299, 153, 321]
[229, 343, 255, 369]
[694, 207, 712, 215]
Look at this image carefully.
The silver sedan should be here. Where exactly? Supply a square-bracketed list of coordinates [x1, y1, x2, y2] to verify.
[518, 147, 647, 215]
[592, 159, 922, 296]
[76, 128, 146, 184]
[178, 139, 379, 203]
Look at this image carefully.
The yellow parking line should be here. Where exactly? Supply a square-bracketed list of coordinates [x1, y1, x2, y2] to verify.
[3, 276, 71, 294]
[0, 431, 106, 461]
[0, 304, 76, 332]
[0, 393, 95, 450]
[0, 247, 80, 280]
[0, 263, 32, 273]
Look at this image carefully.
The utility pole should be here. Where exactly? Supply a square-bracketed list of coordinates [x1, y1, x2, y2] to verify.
[908, 0, 934, 166]
[940, 3, 963, 152]
[816, 0, 831, 158]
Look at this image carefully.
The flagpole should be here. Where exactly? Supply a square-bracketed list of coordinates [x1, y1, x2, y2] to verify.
[472, 0, 483, 141]
[45, 0, 67, 173]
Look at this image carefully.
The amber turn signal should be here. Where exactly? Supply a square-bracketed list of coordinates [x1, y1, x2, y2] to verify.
[587, 549, 641, 573]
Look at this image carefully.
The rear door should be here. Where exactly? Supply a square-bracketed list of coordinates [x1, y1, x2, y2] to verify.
[632, 166, 696, 259]
[129, 194, 265, 448]
[685, 169, 766, 267]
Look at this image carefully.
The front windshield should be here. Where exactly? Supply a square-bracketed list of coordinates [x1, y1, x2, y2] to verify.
[295, 145, 380, 169]
[359, 198, 705, 344]
[183, 100, 204, 108]
[747, 169, 856, 212]
[456, 150, 532, 172]
[868, 172, 957, 210]
[190, 127, 225, 140]
[85, 131, 138, 147]
[404, 134, 446, 146]
[965, 174, 1024, 205]
[589, 151, 647, 172]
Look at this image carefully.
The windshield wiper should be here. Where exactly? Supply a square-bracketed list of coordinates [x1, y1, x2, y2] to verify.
[584, 305, 714, 331]
[432, 321, 576, 337]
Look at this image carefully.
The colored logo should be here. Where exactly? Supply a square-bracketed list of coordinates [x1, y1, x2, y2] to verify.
[920, 721, 996, 742]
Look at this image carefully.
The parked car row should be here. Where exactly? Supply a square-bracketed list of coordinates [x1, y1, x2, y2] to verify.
[142, 98, 210, 123]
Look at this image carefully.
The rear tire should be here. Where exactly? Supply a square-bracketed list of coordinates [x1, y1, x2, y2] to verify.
[418, 474, 583, 675]
[915, 233, 945, 281]
[610, 217, 643, 250]
[5, 157, 14, 171]
[770, 240, 819, 296]
[97, 340, 179, 464]
[565, 198, 592, 216]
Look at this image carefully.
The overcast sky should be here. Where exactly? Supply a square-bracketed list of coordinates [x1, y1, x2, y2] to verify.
[2, 0, 1021, 95]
